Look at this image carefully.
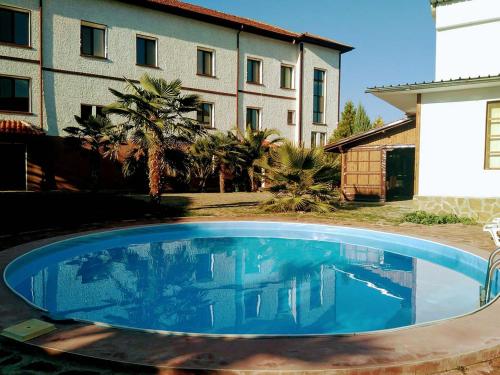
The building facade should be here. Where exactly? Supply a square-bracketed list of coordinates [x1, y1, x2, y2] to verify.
[0, 0, 352, 191]
[367, 0, 500, 222]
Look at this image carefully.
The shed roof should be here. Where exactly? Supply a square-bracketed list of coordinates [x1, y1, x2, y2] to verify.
[0, 120, 45, 136]
[324, 117, 414, 152]
[118, 0, 354, 53]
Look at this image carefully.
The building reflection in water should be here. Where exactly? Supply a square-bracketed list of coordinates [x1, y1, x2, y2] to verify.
[17, 237, 419, 334]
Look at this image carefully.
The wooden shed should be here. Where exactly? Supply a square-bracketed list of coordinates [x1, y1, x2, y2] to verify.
[324, 117, 416, 202]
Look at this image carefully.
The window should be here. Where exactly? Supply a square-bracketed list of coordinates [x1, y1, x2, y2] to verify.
[197, 103, 213, 128]
[313, 69, 325, 123]
[81, 104, 104, 120]
[277, 288, 290, 314]
[197, 48, 214, 76]
[281, 65, 293, 89]
[195, 253, 214, 282]
[309, 270, 323, 309]
[0, 6, 29, 46]
[485, 101, 500, 169]
[245, 252, 261, 274]
[244, 291, 261, 319]
[310, 131, 326, 148]
[246, 108, 260, 131]
[287, 110, 295, 125]
[0, 76, 30, 112]
[81, 22, 106, 58]
[247, 58, 261, 84]
[136, 36, 157, 67]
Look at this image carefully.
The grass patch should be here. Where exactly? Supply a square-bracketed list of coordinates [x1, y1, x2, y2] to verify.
[401, 211, 476, 225]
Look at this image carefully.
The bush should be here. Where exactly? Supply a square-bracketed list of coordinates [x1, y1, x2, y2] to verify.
[401, 211, 476, 225]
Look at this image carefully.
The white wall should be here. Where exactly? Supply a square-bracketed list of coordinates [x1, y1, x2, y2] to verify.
[0, 0, 41, 126]
[237, 32, 299, 140]
[302, 43, 340, 143]
[419, 87, 500, 198]
[0, 0, 343, 141]
[435, 0, 500, 80]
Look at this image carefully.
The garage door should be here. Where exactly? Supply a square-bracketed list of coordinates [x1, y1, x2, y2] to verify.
[342, 148, 383, 201]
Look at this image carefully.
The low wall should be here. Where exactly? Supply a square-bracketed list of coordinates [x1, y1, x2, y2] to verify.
[415, 196, 500, 223]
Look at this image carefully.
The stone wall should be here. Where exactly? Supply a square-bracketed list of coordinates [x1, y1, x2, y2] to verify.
[415, 196, 500, 223]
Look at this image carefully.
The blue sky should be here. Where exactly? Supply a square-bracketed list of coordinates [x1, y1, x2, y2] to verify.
[189, 0, 436, 123]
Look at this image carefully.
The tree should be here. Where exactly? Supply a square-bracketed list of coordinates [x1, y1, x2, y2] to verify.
[330, 101, 356, 142]
[238, 127, 282, 192]
[105, 74, 203, 203]
[373, 116, 384, 128]
[258, 142, 340, 212]
[64, 115, 118, 191]
[352, 103, 372, 134]
[189, 136, 216, 192]
[191, 131, 244, 193]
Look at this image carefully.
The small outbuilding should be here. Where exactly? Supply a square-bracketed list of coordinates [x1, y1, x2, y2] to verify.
[324, 117, 416, 202]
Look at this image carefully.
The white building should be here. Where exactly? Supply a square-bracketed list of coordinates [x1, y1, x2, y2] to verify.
[367, 0, 500, 222]
[0, 0, 352, 191]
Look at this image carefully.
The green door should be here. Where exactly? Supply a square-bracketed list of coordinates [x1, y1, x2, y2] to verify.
[386, 148, 415, 201]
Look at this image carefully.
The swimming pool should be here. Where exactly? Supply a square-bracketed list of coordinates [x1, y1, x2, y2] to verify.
[4, 222, 499, 336]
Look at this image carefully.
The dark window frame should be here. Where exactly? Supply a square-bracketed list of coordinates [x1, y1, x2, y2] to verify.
[310, 131, 326, 148]
[280, 64, 294, 89]
[0, 75, 31, 113]
[287, 110, 295, 125]
[246, 107, 260, 131]
[197, 102, 214, 128]
[80, 21, 107, 59]
[197, 48, 214, 77]
[313, 68, 326, 124]
[247, 58, 262, 84]
[80, 104, 105, 120]
[136, 35, 158, 67]
[0, 5, 30, 47]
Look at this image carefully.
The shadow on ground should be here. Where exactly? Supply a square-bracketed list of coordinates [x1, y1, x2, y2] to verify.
[0, 192, 191, 248]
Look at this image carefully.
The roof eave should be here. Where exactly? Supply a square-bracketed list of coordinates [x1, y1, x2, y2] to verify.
[366, 75, 500, 94]
[324, 117, 415, 152]
[118, 0, 354, 53]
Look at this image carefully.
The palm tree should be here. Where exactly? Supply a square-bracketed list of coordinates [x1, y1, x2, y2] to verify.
[191, 131, 244, 193]
[189, 136, 216, 192]
[64, 115, 118, 190]
[258, 142, 339, 212]
[104, 74, 203, 203]
[238, 127, 282, 192]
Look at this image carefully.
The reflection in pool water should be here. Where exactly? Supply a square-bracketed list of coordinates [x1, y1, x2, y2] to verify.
[7, 228, 496, 335]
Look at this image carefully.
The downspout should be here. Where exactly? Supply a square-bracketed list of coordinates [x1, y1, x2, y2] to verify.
[39, 0, 44, 130]
[298, 42, 304, 145]
[337, 53, 341, 126]
[236, 26, 243, 130]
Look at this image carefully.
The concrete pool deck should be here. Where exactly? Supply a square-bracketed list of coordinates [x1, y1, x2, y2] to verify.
[1, 217, 499, 374]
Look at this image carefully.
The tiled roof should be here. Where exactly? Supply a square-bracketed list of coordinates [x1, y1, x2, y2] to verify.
[324, 117, 415, 152]
[119, 0, 354, 53]
[366, 73, 500, 93]
[0, 120, 45, 136]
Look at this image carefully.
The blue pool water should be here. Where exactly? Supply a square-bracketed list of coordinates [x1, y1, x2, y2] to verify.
[4, 222, 499, 336]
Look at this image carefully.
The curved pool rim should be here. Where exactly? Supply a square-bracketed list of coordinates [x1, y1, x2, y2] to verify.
[3, 221, 499, 339]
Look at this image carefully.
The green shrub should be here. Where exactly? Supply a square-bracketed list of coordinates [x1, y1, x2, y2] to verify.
[401, 211, 476, 225]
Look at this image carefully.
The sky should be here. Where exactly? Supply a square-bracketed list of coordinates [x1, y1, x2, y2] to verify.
[188, 0, 436, 123]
